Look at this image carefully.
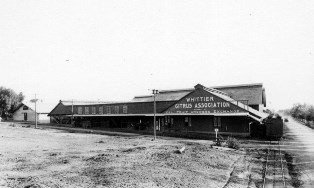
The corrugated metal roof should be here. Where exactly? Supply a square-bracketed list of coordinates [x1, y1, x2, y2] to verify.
[61, 101, 114, 106]
[49, 83, 265, 116]
[212, 83, 263, 89]
[60, 100, 157, 106]
[217, 86, 263, 105]
[139, 83, 264, 105]
[200, 85, 268, 121]
[59, 83, 263, 105]
[61, 100, 140, 106]
[158, 83, 262, 92]
[132, 91, 192, 102]
[159, 88, 194, 93]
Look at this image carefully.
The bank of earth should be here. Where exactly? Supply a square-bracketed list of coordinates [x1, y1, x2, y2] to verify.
[0, 122, 289, 188]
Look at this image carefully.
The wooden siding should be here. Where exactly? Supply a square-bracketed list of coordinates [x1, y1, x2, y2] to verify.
[220, 116, 250, 133]
[49, 103, 72, 115]
[49, 101, 176, 116]
[169, 116, 249, 133]
[164, 88, 247, 114]
[13, 105, 37, 122]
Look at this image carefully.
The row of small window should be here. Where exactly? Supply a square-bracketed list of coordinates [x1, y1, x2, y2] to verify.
[77, 105, 128, 115]
[149, 116, 222, 128]
[163, 116, 221, 127]
[183, 117, 221, 127]
[214, 117, 221, 127]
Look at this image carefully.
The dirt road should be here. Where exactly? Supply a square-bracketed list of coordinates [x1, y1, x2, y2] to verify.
[0, 122, 264, 188]
[282, 117, 314, 187]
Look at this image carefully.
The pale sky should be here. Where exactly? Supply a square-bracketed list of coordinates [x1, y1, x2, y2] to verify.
[1, 0, 314, 110]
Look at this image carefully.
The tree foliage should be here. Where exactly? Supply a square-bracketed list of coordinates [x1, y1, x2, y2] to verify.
[0, 86, 24, 119]
[288, 103, 314, 122]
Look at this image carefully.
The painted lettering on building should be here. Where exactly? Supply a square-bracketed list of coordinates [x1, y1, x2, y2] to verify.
[175, 95, 231, 110]
[166, 92, 246, 114]
[186, 97, 214, 102]
[175, 102, 230, 109]
[165, 109, 241, 114]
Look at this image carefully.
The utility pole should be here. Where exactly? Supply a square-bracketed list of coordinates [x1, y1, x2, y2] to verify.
[71, 99, 74, 125]
[152, 89, 159, 140]
[35, 94, 37, 128]
[30, 94, 39, 129]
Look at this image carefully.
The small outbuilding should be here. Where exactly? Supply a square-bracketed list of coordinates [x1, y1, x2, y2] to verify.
[12, 102, 54, 123]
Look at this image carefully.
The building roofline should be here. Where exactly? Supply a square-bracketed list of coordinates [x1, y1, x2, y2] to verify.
[157, 83, 263, 93]
[133, 90, 192, 98]
[61, 100, 175, 106]
[133, 95, 153, 98]
[12, 103, 28, 113]
[61, 100, 109, 103]
[57, 82, 264, 106]
[212, 83, 263, 89]
[158, 88, 194, 93]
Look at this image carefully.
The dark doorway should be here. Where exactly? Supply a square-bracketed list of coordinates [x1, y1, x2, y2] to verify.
[24, 113, 27, 121]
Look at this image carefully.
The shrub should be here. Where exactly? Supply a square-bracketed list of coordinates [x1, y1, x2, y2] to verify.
[215, 135, 224, 146]
[226, 136, 240, 149]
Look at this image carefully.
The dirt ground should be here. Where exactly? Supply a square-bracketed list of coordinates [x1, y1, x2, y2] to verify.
[281, 117, 314, 188]
[0, 122, 275, 188]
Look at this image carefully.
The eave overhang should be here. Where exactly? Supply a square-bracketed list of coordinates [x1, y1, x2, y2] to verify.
[67, 112, 250, 117]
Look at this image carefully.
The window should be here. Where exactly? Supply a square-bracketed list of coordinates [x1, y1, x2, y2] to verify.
[78, 107, 82, 114]
[114, 106, 119, 114]
[165, 116, 170, 125]
[23, 106, 29, 110]
[85, 107, 89, 114]
[107, 106, 111, 114]
[185, 117, 192, 127]
[99, 106, 103, 114]
[214, 117, 221, 128]
[157, 119, 160, 131]
[92, 107, 96, 114]
[123, 105, 127, 113]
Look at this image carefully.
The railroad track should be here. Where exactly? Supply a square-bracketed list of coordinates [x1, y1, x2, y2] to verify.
[262, 140, 287, 188]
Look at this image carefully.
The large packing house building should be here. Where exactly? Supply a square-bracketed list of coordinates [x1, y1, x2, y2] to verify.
[48, 83, 268, 137]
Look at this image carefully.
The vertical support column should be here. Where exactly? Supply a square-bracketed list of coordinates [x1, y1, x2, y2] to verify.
[30, 95, 39, 128]
[71, 99, 74, 125]
[153, 90, 156, 140]
[152, 89, 159, 140]
[35, 96, 37, 129]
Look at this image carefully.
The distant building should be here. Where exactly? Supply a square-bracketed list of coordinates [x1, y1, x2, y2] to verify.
[48, 83, 268, 137]
[12, 102, 54, 123]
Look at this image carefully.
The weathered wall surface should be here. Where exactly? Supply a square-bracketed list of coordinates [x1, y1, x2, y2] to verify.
[13, 107, 36, 122]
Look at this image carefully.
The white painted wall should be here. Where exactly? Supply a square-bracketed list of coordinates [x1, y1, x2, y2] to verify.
[13, 105, 50, 123]
[259, 104, 264, 112]
[13, 106, 36, 122]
